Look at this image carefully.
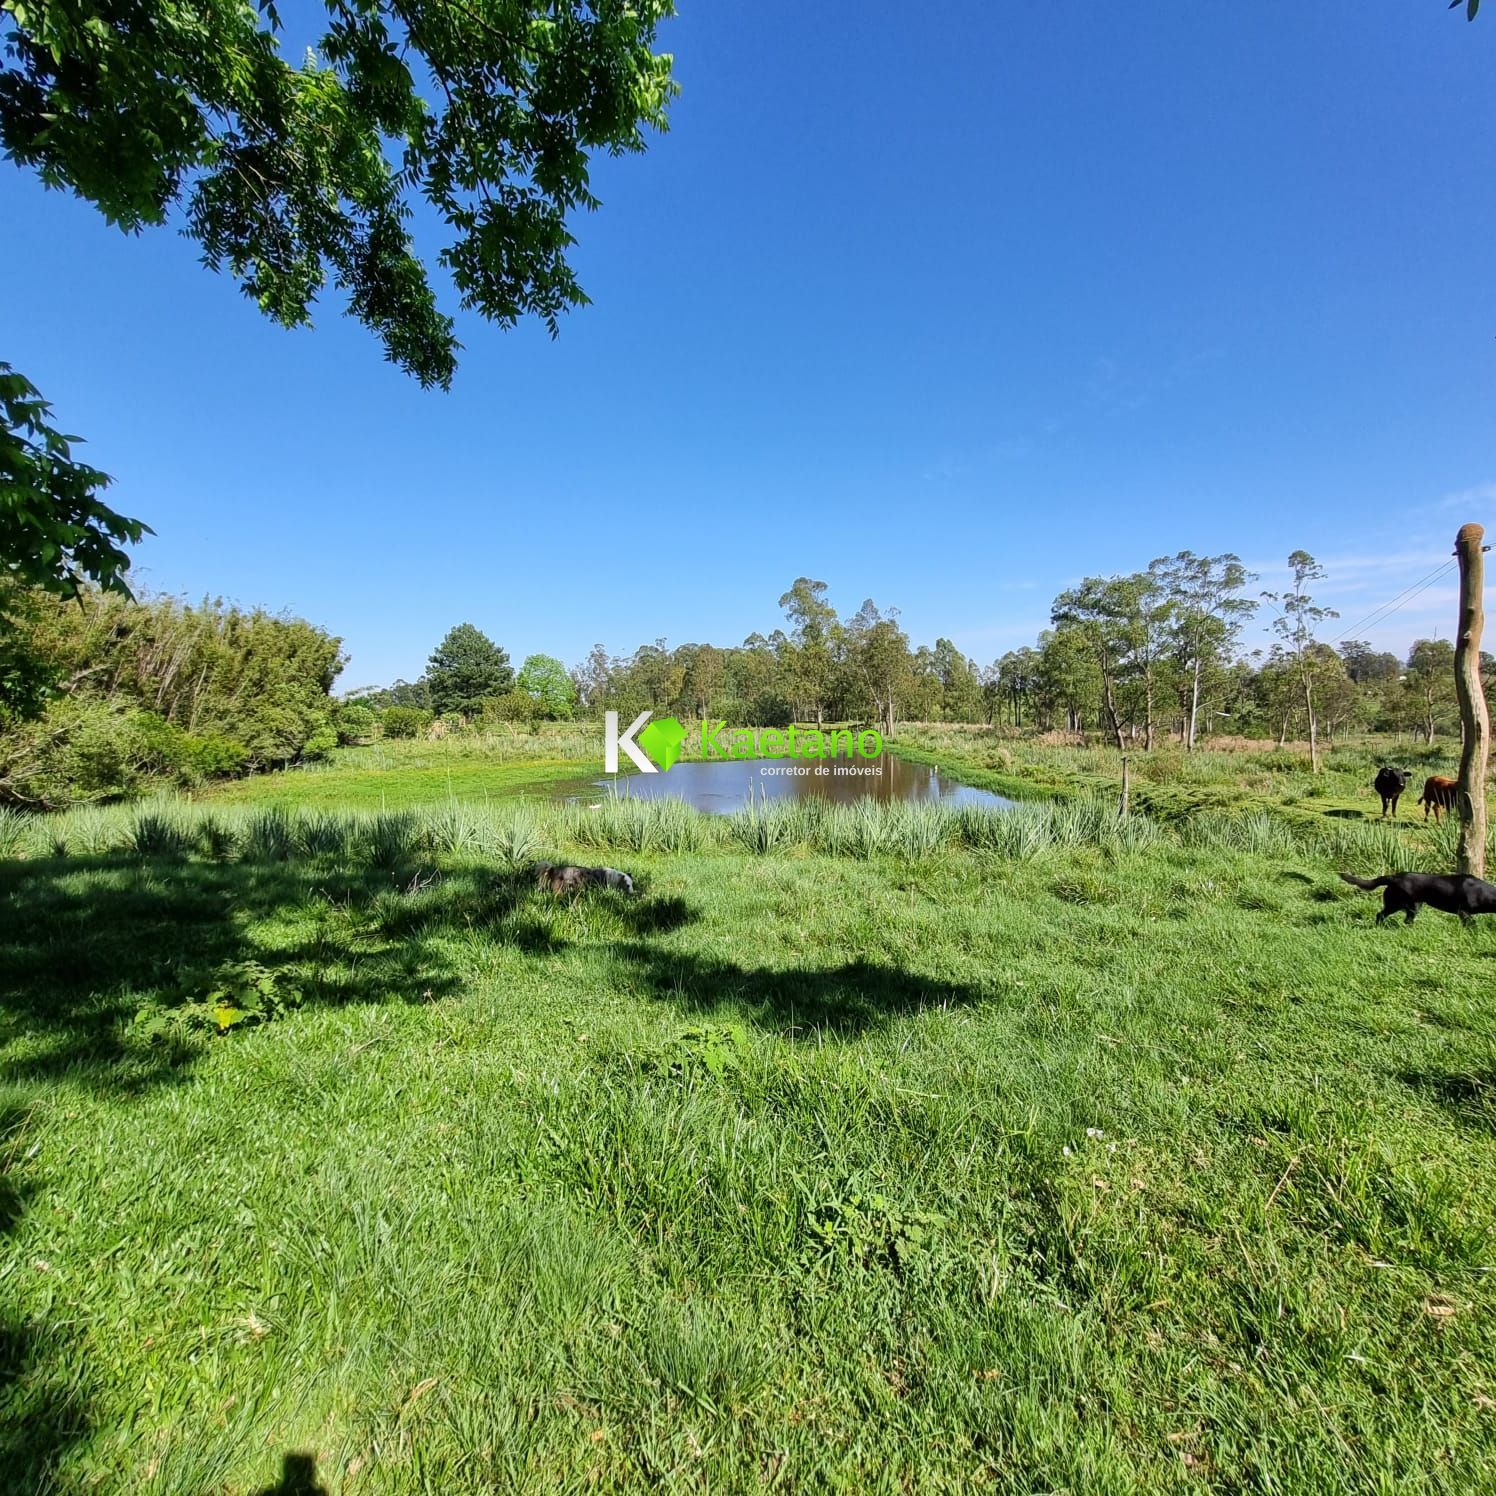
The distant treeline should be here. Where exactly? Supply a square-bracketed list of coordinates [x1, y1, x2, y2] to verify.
[3, 552, 1490, 807]
[365, 563, 1494, 753]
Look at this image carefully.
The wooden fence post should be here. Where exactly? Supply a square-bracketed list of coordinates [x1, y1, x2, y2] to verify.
[1454, 523, 1489, 879]
[1120, 755, 1131, 818]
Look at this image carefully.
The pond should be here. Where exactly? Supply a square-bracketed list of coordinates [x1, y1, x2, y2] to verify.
[558, 753, 1014, 814]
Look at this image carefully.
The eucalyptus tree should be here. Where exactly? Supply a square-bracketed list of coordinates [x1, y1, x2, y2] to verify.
[1034, 627, 1101, 734]
[1262, 552, 1338, 772]
[931, 638, 984, 722]
[995, 647, 1040, 728]
[1050, 575, 1165, 749]
[1338, 640, 1401, 685]
[778, 578, 840, 727]
[1149, 551, 1257, 750]
[844, 600, 913, 738]
[1403, 638, 1459, 744]
[572, 644, 615, 714]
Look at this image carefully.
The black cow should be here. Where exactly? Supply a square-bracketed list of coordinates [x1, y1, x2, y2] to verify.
[1373, 766, 1409, 818]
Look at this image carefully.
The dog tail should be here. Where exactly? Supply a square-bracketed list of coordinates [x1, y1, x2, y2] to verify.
[1338, 872, 1390, 891]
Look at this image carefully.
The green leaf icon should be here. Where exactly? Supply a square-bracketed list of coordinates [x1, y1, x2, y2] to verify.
[636, 715, 685, 771]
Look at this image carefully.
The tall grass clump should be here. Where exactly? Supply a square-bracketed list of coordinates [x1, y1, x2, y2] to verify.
[812, 799, 892, 859]
[244, 806, 295, 862]
[561, 796, 706, 854]
[998, 806, 1059, 859]
[954, 803, 1044, 857]
[48, 805, 129, 857]
[579, 798, 655, 852]
[883, 803, 951, 858]
[1180, 810, 1299, 858]
[728, 799, 799, 854]
[295, 810, 351, 859]
[1424, 813, 1464, 871]
[491, 808, 546, 868]
[0, 808, 29, 858]
[643, 798, 709, 853]
[1314, 817, 1421, 875]
[425, 804, 495, 859]
[1110, 809, 1163, 852]
[127, 808, 196, 859]
[1047, 796, 1114, 847]
[198, 814, 240, 861]
[363, 811, 420, 871]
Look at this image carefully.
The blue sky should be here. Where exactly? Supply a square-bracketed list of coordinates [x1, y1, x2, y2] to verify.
[3, 1, 1494, 688]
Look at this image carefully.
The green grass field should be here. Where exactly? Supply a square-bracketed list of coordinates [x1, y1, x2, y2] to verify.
[889, 724, 1470, 825]
[201, 730, 602, 810]
[2, 743, 1494, 1491]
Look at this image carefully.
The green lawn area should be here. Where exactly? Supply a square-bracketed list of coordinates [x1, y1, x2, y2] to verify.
[891, 724, 1478, 827]
[201, 739, 599, 810]
[2, 782, 1493, 1490]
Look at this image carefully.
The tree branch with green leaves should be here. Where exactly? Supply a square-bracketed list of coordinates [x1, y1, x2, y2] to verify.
[0, 0, 677, 592]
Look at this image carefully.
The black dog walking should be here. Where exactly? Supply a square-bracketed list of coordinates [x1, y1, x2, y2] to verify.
[1339, 871, 1496, 925]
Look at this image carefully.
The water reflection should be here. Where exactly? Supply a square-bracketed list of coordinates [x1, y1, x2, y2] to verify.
[561, 753, 1012, 814]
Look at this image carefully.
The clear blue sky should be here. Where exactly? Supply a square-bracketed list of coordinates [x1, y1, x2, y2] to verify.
[3, 1, 1494, 688]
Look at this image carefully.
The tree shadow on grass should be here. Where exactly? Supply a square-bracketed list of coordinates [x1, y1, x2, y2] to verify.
[0, 856, 699, 1094]
[610, 943, 992, 1037]
[1398, 1068, 1496, 1136]
[0, 855, 461, 1094]
[0, 856, 702, 1485]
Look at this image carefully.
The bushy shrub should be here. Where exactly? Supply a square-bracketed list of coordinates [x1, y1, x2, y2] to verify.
[334, 703, 376, 745]
[180, 734, 249, 779]
[301, 723, 338, 759]
[484, 689, 542, 725]
[0, 699, 153, 806]
[128, 712, 191, 775]
[514, 654, 577, 720]
[380, 705, 432, 740]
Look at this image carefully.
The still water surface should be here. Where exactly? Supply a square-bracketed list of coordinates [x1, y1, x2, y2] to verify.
[561, 753, 1013, 814]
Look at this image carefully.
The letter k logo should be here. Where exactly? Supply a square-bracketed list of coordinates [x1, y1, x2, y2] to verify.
[606, 711, 656, 773]
[605, 712, 685, 773]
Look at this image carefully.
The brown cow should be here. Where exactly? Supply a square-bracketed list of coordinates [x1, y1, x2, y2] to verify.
[1418, 775, 1458, 821]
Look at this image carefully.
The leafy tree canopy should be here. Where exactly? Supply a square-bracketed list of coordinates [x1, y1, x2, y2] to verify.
[1, 0, 676, 592]
[1, 365, 148, 596]
[516, 652, 576, 717]
[1, 0, 678, 386]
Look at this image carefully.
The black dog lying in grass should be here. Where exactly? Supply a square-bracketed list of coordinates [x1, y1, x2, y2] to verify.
[1339, 871, 1496, 925]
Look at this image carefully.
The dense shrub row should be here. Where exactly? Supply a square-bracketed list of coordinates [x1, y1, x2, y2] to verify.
[0, 584, 347, 807]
